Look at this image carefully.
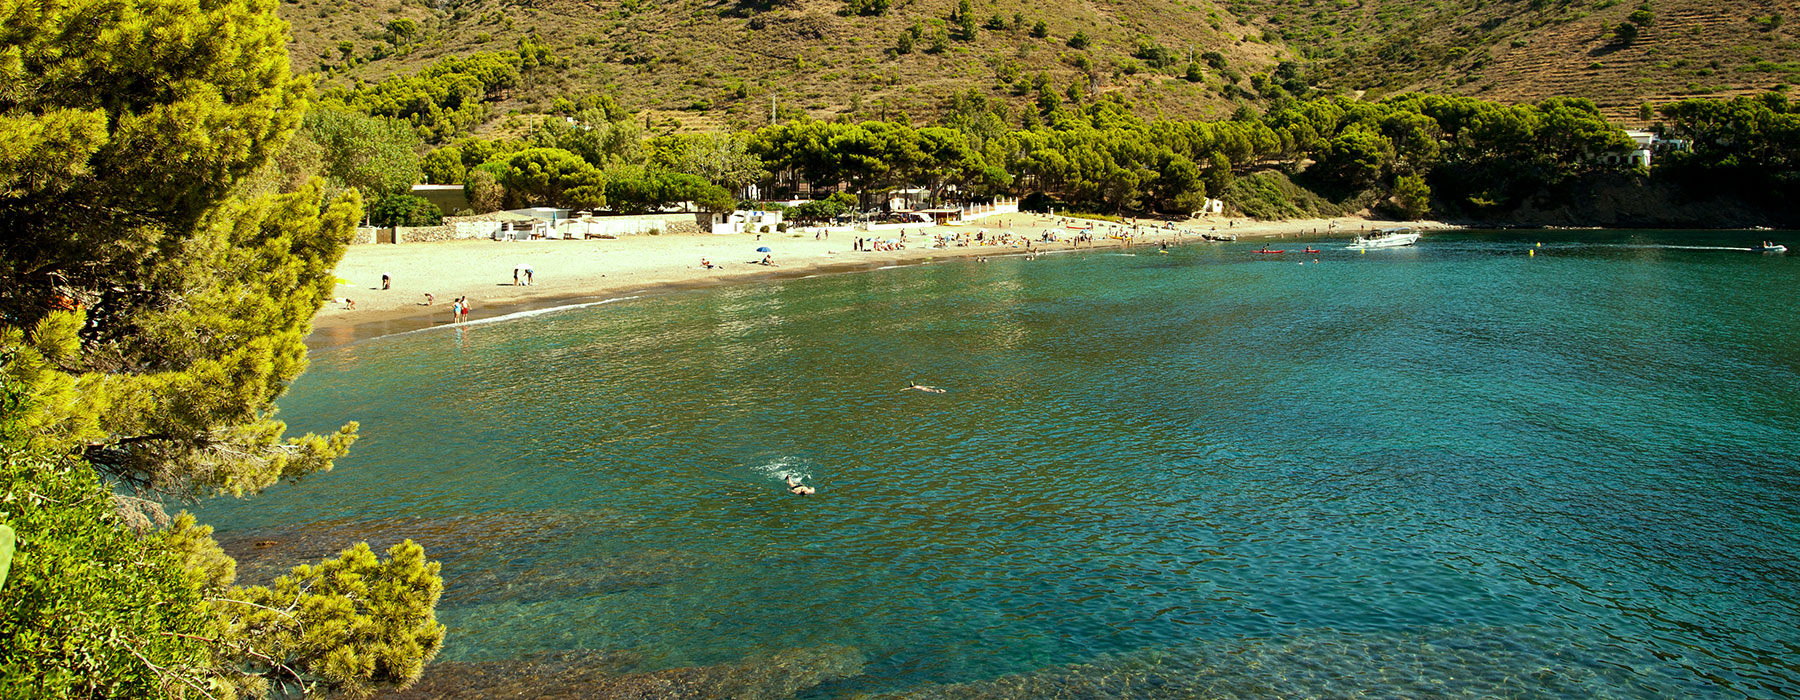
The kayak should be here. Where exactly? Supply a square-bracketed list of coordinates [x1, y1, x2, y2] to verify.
[1255, 249, 1286, 254]
[1302, 248, 1321, 253]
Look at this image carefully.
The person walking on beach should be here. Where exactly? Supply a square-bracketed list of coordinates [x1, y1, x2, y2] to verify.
[424, 293, 434, 306]
[450, 298, 463, 322]
[381, 273, 391, 290]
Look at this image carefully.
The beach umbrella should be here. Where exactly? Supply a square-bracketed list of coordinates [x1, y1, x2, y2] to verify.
[756, 246, 772, 252]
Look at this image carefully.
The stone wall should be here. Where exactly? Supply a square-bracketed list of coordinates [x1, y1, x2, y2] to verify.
[398, 225, 455, 242]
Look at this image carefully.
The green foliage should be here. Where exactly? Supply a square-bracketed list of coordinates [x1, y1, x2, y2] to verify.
[480, 148, 607, 210]
[842, 0, 890, 16]
[422, 146, 468, 184]
[305, 106, 424, 197]
[1068, 30, 1092, 50]
[1628, 8, 1653, 25]
[603, 165, 734, 213]
[1133, 38, 1179, 70]
[0, 0, 307, 314]
[1388, 173, 1433, 218]
[1030, 20, 1050, 38]
[229, 540, 444, 698]
[1658, 94, 1800, 175]
[465, 169, 505, 213]
[1613, 21, 1638, 43]
[791, 196, 850, 222]
[648, 132, 769, 191]
[952, 0, 978, 40]
[1221, 170, 1344, 219]
[0, 0, 445, 695]
[529, 110, 645, 168]
[369, 194, 445, 226]
[0, 444, 211, 699]
[325, 42, 561, 143]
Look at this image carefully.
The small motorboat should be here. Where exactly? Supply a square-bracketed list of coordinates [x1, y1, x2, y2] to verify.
[1752, 242, 1787, 253]
[1347, 228, 1421, 249]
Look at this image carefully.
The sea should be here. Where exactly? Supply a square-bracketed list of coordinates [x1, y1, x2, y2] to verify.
[192, 229, 1800, 699]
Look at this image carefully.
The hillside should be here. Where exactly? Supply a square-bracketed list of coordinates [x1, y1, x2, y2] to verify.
[281, 0, 1296, 132]
[278, 0, 1800, 131]
[1239, 0, 1800, 124]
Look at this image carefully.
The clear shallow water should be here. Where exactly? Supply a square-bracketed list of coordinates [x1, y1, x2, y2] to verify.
[194, 230, 1800, 698]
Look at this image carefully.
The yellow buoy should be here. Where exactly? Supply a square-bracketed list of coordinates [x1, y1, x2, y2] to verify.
[1529, 249, 1535, 257]
[1536, 242, 1542, 247]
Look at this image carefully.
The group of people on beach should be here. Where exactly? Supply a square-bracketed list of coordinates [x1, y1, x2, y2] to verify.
[854, 236, 906, 252]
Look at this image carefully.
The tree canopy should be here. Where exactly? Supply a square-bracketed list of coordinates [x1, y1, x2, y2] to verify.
[0, 0, 444, 695]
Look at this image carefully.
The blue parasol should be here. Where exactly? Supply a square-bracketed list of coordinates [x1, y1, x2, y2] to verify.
[756, 246, 772, 252]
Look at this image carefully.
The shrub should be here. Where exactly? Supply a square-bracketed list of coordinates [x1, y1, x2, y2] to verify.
[369, 193, 445, 226]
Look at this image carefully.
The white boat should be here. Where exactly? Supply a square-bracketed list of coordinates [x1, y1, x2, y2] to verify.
[1346, 228, 1421, 249]
[1752, 242, 1787, 253]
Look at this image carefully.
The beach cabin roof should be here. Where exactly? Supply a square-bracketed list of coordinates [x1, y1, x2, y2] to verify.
[505, 207, 573, 221]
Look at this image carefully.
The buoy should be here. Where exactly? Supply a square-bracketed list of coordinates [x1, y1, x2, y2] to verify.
[1529, 249, 1535, 257]
[1536, 242, 1542, 248]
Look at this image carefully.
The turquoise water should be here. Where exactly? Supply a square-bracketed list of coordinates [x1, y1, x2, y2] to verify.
[196, 231, 1800, 698]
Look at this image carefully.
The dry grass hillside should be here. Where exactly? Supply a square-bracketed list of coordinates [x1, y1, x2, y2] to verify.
[278, 0, 1800, 131]
[1239, 0, 1800, 122]
[281, 0, 1293, 131]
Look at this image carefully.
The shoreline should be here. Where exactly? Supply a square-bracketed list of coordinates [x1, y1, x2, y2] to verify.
[308, 213, 1455, 350]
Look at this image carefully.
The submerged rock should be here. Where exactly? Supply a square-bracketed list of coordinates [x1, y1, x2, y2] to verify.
[378, 644, 866, 700]
[215, 509, 708, 604]
[870, 625, 1705, 699]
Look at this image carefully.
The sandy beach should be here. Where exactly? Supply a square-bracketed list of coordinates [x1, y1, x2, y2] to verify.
[311, 212, 1455, 348]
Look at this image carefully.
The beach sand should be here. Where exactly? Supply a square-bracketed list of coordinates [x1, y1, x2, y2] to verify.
[311, 213, 1454, 348]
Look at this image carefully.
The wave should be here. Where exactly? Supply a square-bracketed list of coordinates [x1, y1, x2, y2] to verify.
[386, 295, 642, 339]
[752, 456, 813, 484]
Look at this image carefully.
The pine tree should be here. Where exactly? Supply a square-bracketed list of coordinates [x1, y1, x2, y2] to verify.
[0, 0, 445, 695]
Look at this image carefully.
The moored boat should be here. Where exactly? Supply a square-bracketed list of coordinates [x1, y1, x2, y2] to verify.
[1347, 227, 1421, 249]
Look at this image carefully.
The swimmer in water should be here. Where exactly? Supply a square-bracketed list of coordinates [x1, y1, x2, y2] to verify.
[786, 475, 815, 495]
[905, 383, 946, 393]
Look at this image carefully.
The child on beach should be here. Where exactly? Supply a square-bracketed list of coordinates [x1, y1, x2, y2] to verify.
[334, 298, 355, 310]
